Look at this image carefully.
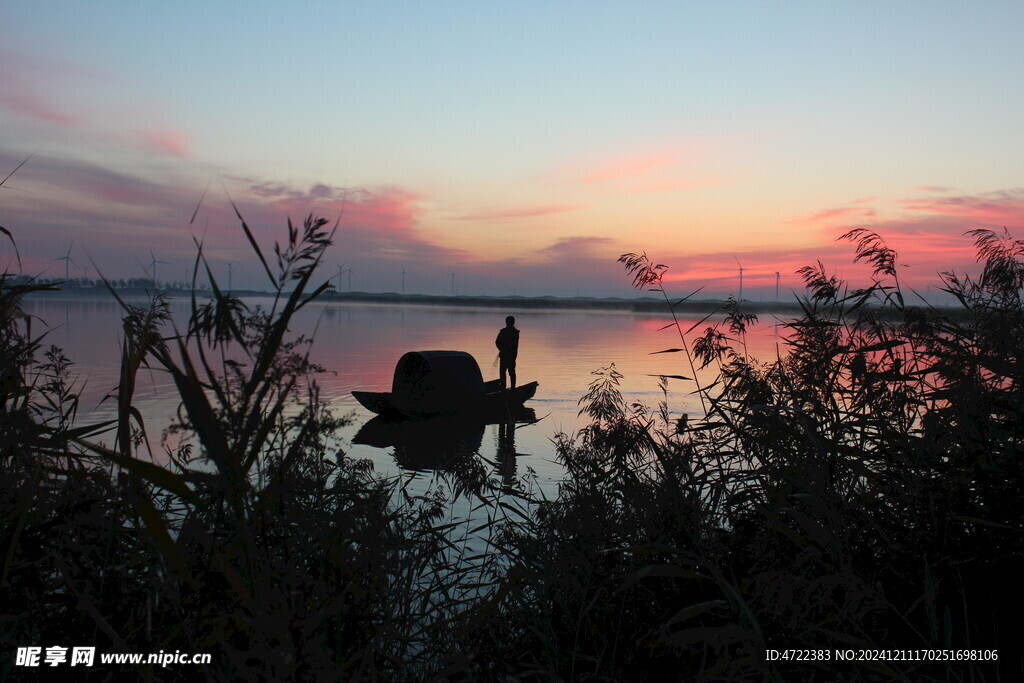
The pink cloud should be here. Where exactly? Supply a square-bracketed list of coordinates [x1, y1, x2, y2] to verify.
[136, 126, 192, 158]
[0, 71, 80, 125]
[0, 50, 195, 161]
[577, 151, 679, 185]
[537, 236, 615, 260]
[212, 179, 473, 287]
[463, 236, 627, 296]
[226, 180, 426, 237]
[355, 186, 1023, 297]
[555, 141, 729, 196]
[0, 50, 110, 127]
[657, 245, 855, 291]
[338, 187, 426, 235]
[632, 186, 1024, 298]
[813, 215, 1000, 282]
[2, 148, 630, 296]
[783, 187, 1024, 290]
[896, 190, 1024, 224]
[781, 188, 1024, 289]
[0, 150, 470, 291]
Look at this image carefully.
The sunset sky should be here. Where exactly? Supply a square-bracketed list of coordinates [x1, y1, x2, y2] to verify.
[2, 2, 1023, 298]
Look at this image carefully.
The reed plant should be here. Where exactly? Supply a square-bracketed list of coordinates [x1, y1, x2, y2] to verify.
[445, 229, 1022, 680]
[0, 214, 493, 680]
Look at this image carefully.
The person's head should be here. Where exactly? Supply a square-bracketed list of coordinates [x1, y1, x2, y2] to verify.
[505, 315, 515, 327]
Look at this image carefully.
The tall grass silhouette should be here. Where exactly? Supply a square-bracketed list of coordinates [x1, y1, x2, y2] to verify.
[447, 229, 1021, 680]
[1, 210, 510, 679]
[2, 174, 1019, 680]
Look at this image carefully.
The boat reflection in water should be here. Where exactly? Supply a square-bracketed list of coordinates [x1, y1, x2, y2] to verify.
[353, 408, 538, 495]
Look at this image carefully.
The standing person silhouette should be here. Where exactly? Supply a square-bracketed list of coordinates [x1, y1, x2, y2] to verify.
[495, 316, 519, 390]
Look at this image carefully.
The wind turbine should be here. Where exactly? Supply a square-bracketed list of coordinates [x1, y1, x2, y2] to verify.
[149, 249, 169, 289]
[401, 268, 406, 295]
[734, 257, 746, 301]
[451, 273, 455, 296]
[775, 271, 781, 301]
[335, 264, 353, 293]
[53, 242, 77, 284]
[227, 262, 233, 291]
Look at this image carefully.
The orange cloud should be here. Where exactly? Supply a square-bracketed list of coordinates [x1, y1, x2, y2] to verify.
[789, 206, 878, 224]
[624, 178, 721, 194]
[453, 204, 580, 221]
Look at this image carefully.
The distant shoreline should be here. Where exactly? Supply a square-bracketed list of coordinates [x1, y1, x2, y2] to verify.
[27, 285, 961, 317]
[25, 286, 811, 315]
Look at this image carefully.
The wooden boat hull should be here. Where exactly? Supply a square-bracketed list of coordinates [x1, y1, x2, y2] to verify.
[352, 380, 538, 420]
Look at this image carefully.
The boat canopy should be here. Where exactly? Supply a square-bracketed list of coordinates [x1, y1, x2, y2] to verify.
[391, 351, 485, 415]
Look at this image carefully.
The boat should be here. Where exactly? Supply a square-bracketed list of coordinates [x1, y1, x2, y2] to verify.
[351, 350, 538, 420]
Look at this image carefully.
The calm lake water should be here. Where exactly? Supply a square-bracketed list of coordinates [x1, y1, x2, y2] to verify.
[23, 295, 786, 498]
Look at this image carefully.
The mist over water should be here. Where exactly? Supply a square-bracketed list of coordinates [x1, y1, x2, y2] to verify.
[23, 295, 785, 496]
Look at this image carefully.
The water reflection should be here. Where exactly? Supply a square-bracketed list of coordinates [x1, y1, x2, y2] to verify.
[353, 408, 537, 495]
[21, 296, 787, 498]
[495, 416, 531, 490]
